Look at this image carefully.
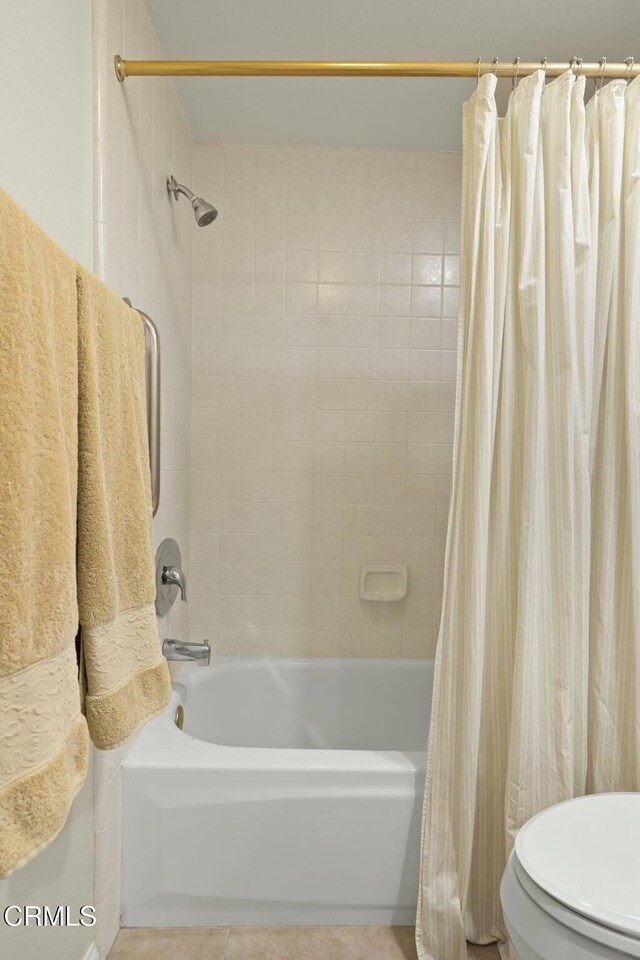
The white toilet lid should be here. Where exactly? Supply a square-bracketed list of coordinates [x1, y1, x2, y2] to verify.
[515, 793, 640, 939]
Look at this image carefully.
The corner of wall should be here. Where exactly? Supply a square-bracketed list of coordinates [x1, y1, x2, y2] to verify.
[91, 0, 195, 952]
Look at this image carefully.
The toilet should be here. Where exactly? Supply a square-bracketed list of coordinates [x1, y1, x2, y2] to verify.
[500, 793, 640, 959]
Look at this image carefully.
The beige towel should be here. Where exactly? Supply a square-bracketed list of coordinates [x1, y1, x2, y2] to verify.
[0, 189, 89, 878]
[76, 269, 170, 750]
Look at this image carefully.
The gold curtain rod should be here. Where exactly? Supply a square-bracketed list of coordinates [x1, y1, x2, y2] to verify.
[114, 56, 638, 82]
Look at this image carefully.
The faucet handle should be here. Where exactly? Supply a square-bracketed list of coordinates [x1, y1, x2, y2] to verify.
[162, 565, 187, 602]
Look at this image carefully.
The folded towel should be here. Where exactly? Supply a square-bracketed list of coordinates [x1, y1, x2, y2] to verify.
[76, 269, 170, 750]
[0, 189, 89, 878]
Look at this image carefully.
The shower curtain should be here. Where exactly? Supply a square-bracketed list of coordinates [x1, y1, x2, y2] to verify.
[416, 69, 640, 959]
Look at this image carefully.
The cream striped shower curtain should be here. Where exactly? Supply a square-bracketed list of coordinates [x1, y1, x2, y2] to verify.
[416, 69, 640, 959]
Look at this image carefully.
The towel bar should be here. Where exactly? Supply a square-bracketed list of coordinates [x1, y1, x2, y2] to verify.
[123, 298, 161, 517]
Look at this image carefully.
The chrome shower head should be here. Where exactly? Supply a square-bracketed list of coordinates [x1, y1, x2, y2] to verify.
[167, 175, 218, 227]
[192, 196, 218, 227]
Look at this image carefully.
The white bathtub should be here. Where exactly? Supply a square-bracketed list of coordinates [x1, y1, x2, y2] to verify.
[122, 656, 433, 926]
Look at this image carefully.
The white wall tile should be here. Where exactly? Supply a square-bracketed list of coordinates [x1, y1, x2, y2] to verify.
[190, 143, 460, 658]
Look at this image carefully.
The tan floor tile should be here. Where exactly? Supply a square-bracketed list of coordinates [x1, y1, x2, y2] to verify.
[108, 926, 503, 960]
[364, 926, 417, 960]
[466, 944, 503, 960]
[108, 927, 228, 960]
[224, 925, 366, 960]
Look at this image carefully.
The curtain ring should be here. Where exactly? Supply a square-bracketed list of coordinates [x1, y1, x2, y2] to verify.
[625, 56, 635, 84]
[576, 57, 584, 78]
[540, 57, 548, 90]
[569, 56, 577, 80]
[476, 56, 482, 87]
[596, 57, 606, 93]
[492, 57, 499, 76]
[512, 56, 521, 90]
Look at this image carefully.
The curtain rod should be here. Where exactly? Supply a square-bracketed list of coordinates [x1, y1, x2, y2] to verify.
[114, 56, 638, 82]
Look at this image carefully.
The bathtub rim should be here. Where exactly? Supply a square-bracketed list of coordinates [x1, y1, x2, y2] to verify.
[124, 655, 432, 775]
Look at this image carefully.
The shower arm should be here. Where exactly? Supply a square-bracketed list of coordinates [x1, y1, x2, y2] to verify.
[167, 175, 195, 204]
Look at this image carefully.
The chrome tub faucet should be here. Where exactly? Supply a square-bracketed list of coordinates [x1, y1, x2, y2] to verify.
[162, 638, 210, 666]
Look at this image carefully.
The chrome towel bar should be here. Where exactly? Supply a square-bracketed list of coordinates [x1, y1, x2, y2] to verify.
[123, 298, 160, 518]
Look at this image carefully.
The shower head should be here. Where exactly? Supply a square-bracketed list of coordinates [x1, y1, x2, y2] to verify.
[192, 196, 218, 227]
[167, 175, 218, 227]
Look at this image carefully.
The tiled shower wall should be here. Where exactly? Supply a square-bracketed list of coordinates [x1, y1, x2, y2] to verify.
[92, 0, 193, 953]
[189, 145, 461, 659]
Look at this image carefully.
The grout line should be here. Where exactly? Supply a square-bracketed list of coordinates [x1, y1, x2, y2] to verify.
[220, 926, 231, 960]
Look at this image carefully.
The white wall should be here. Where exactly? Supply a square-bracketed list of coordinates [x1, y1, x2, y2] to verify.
[0, 765, 95, 960]
[0, 3, 95, 960]
[189, 144, 461, 658]
[0, 0, 93, 267]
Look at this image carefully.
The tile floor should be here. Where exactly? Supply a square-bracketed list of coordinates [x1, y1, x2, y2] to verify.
[109, 926, 502, 959]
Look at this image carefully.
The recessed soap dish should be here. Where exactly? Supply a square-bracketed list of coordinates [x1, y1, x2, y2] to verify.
[360, 565, 407, 602]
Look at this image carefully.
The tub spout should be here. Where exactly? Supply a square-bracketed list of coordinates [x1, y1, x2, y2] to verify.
[162, 638, 210, 666]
